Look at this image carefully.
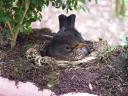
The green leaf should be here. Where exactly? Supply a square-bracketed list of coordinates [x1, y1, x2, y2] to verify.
[31, 0, 36, 5]
[79, 0, 85, 4]
[74, 0, 78, 9]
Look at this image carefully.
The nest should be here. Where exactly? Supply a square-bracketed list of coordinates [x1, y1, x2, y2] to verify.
[26, 39, 117, 68]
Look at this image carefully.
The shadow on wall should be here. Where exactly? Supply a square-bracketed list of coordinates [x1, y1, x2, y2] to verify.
[31, 0, 128, 45]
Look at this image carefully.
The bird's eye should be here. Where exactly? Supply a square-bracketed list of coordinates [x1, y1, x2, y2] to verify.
[66, 46, 70, 50]
[64, 45, 71, 51]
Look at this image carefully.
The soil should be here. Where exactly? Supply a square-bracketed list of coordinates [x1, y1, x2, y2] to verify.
[0, 28, 128, 96]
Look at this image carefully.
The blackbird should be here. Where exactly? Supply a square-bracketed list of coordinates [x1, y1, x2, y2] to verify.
[42, 14, 91, 61]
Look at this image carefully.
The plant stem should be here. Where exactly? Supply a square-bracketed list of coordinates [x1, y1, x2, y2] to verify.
[11, 0, 30, 48]
[7, 21, 13, 34]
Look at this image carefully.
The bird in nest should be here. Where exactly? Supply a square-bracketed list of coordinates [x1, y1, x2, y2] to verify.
[41, 14, 91, 61]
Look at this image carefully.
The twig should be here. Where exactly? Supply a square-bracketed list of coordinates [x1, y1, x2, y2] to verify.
[26, 48, 96, 67]
[7, 22, 13, 34]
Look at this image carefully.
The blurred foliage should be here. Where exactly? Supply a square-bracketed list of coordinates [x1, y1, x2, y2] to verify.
[115, 0, 125, 17]
[115, 0, 128, 17]
[124, 36, 128, 60]
[125, 0, 128, 17]
[123, 36, 128, 75]
[0, 0, 97, 48]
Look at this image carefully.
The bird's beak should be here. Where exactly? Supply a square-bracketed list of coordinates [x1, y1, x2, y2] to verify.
[72, 43, 86, 50]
